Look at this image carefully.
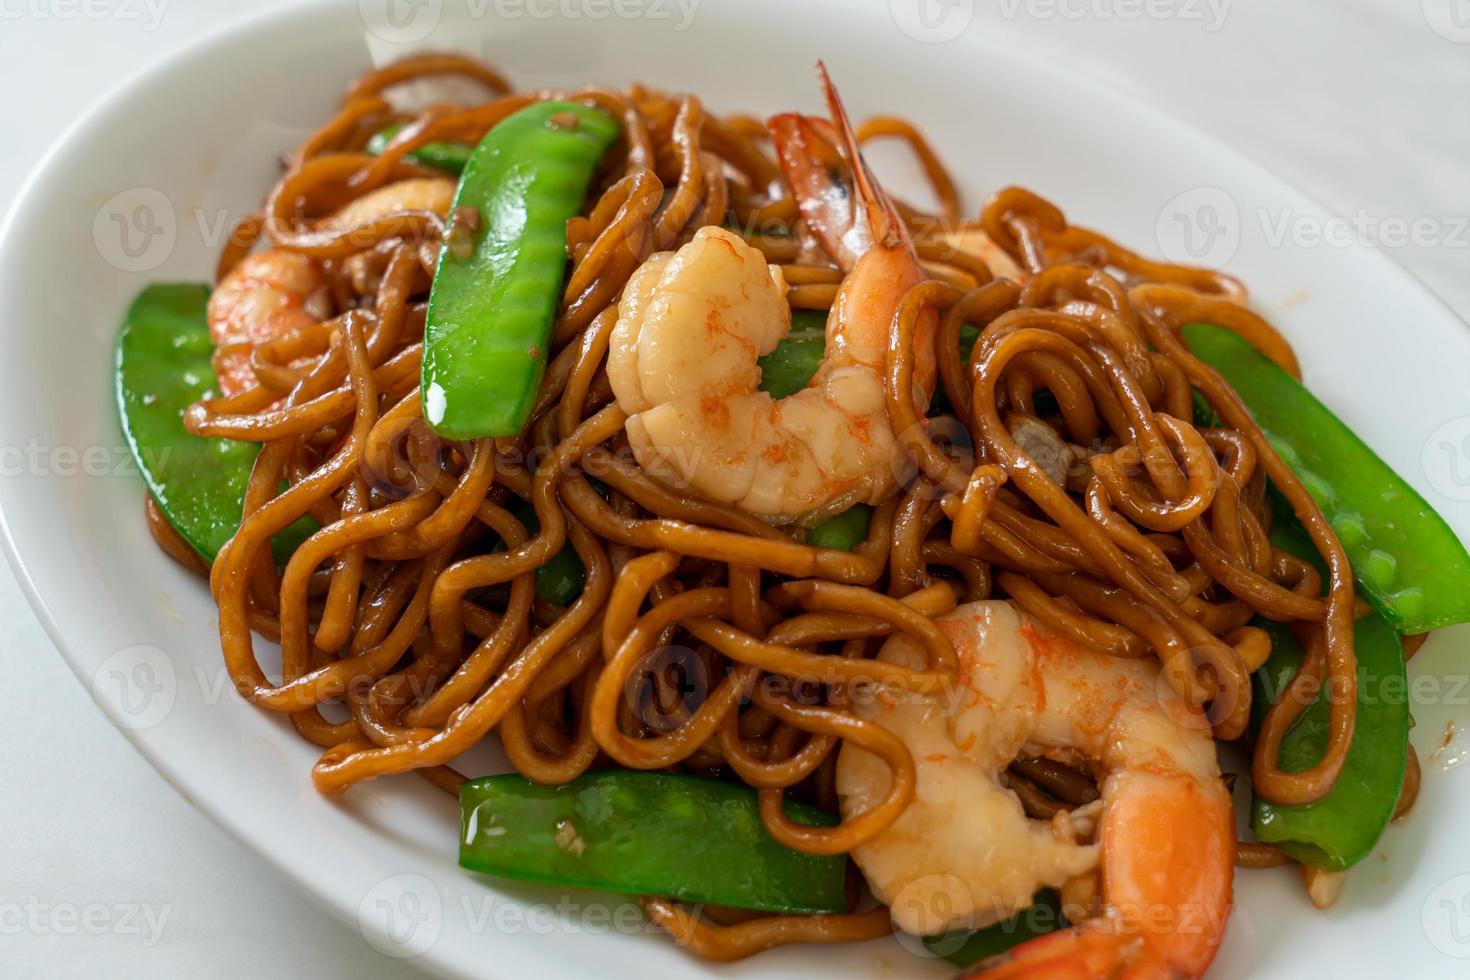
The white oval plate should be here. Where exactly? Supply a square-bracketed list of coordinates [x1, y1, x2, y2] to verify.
[3, 1, 1469, 977]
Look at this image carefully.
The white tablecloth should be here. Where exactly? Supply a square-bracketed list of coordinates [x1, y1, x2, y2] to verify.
[2, 2, 1466, 976]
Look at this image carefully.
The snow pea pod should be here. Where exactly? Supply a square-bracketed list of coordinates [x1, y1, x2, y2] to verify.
[753, 312, 874, 549]
[754, 310, 828, 399]
[1183, 322, 1470, 633]
[757, 316, 999, 414]
[114, 283, 311, 562]
[1248, 504, 1410, 871]
[366, 123, 472, 175]
[505, 498, 584, 607]
[759, 316, 1016, 417]
[459, 771, 847, 914]
[926, 890, 1064, 968]
[422, 101, 620, 439]
[807, 505, 872, 552]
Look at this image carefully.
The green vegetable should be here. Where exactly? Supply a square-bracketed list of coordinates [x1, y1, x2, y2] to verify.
[924, 890, 1065, 968]
[755, 310, 827, 399]
[1248, 506, 1410, 871]
[751, 316, 907, 555]
[366, 123, 472, 175]
[758, 317, 1046, 417]
[507, 499, 585, 606]
[422, 101, 620, 439]
[459, 771, 846, 914]
[114, 283, 311, 562]
[1191, 388, 1221, 428]
[1184, 322, 1470, 633]
[807, 505, 872, 552]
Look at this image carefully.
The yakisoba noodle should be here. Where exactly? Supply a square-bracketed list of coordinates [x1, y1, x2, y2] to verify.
[165, 52, 1402, 962]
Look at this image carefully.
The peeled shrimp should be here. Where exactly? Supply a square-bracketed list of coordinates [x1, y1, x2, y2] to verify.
[206, 178, 454, 396]
[837, 600, 1233, 978]
[937, 225, 1022, 282]
[207, 249, 328, 396]
[320, 176, 454, 231]
[606, 67, 935, 523]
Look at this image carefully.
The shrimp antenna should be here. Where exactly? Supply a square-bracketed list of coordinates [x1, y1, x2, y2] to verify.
[816, 61, 902, 249]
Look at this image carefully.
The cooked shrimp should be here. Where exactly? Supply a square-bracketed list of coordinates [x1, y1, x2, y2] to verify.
[206, 179, 453, 396]
[837, 599, 1233, 979]
[606, 66, 935, 522]
[937, 225, 1023, 282]
[207, 249, 328, 396]
[320, 176, 454, 230]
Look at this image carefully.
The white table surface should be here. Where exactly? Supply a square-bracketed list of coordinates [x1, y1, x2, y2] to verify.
[2, 2, 1466, 977]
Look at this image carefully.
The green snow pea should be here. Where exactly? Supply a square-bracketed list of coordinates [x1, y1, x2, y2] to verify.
[926, 890, 1065, 969]
[759, 317, 1036, 418]
[807, 505, 872, 552]
[422, 100, 620, 439]
[1248, 504, 1410, 871]
[934, 322, 1061, 416]
[114, 283, 311, 563]
[754, 312, 875, 552]
[1183, 322, 1470, 633]
[459, 771, 847, 914]
[505, 498, 585, 607]
[755, 310, 828, 400]
[366, 123, 472, 175]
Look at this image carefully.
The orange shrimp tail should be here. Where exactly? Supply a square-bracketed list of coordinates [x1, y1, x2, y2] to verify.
[815, 61, 903, 250]
[963, 918, 1175, 980]
[961, 771, 1234, 980]
[1101, 770, 1234, 977]
[768, 62, 909, 269]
